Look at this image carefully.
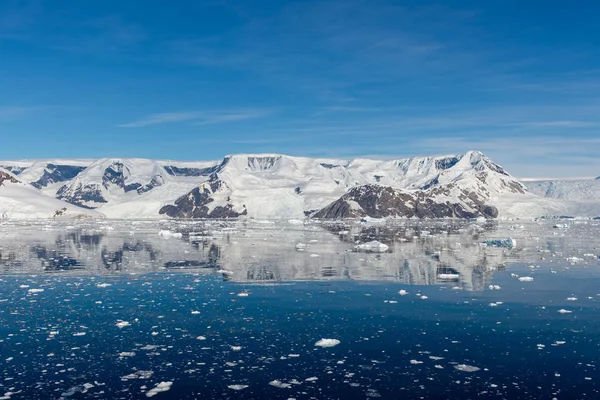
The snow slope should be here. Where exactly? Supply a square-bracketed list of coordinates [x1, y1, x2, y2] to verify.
[524, 178, 600, 201]
[0, 169, 102, 219]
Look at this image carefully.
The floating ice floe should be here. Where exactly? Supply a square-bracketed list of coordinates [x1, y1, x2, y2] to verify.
[566, 297, 577, 301]
[557, 309, 572, 314]
[354, 240, 389, 253]
[398, 290, 409, 296]
[146, 382, 173, 397]
[96, 283, 112, 288]
[315, 339, 340, 348]
[121, 370, 153, 380]
[237, 292, 249, 297]
[230, 346, 242, 351]
[72, 332, 86, 337]
[295, 243, 307, 251]
[27, 288, 44, 293]
[116, 321, 131, 329]
[437, 274, 460, 280]
[157, 230, 182, 239]
[454, 364, 480, 372]
[410, 360, 423, 365]
[118, 352, 135, 358]
[518, 277, 534, 282]
[196, 336, 206, 340]
[488, 285, 501, 290]
[228, 385, 249, 390]
[269, 380, 292, 389]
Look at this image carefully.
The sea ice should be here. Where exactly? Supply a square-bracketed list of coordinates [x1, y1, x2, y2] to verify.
[438, 274, 460, 279]
[355, 241, 389, 253]
[518, 277, 534, 282]
[315, 339, 340, 348]
[146, 382, 173, 397]
[228, 385, 249, 390]
[269, 380, 292, 389]
[116, 321, 131, 329]
[454, 364, 480, 372]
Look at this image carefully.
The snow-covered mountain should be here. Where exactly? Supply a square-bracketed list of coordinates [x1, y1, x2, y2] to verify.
[0, 169, 101, 219]
[158, 151, 533, 219]
[0, 151, 596, 219]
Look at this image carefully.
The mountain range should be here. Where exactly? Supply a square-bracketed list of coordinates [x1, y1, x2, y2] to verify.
[0, 151, 598, 220]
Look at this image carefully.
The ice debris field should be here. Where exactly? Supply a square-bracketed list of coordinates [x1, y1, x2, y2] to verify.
[0, 218, 600, 399]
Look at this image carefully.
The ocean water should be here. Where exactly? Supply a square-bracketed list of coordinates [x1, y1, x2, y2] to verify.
[0, 219, 599, 399]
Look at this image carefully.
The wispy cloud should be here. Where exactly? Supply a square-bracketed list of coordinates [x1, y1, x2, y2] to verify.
[0, 106, 45, 120]
[118, 109, 272, 128]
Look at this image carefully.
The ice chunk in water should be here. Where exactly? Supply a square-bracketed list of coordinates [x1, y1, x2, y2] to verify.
[315, 339, 340, 348]
[146, 382, 173, 397]
[355, 241, 389, 253]
[116, 321, 131, 329]
[228, 385, 249, 390]
[518, 277, 534, 282]
[454, 364, 480, 372]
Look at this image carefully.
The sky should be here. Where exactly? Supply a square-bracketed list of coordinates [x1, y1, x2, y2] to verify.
[1, 0, 599, 177]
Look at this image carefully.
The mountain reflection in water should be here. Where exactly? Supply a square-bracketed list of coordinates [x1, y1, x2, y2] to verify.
[0, 219, 597, 291]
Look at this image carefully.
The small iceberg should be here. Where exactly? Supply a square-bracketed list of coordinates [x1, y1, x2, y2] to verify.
[355, 241, 389, 253]
[315, 338, 340, 348]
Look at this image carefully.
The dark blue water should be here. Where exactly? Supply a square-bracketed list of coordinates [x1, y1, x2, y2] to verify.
[1, 267, 599, 400]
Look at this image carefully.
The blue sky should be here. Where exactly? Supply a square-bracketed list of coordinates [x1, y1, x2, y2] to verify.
[1, 0, 599, 177]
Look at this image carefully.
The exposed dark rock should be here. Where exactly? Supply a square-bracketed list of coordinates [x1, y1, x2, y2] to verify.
[102, 162, 128, 189]
[0, 165, 26, 175]
[124, 183, 142, 193]
[31, 164, 86, 189]
[0, 171, 20, 186]
[320, 163, 340, 169]
[163, 165, 219, 177]
[247, 156, 281, 170]
[137, 175, 165, 194]
[56, 183, 107, 208]
[312, 184, 498, 219]
[435, 156, 461, 171]
[159, 185, 246, 218]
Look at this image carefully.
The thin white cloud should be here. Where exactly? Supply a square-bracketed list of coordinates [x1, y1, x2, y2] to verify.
[0, 106, 45, 120]
[118, 109, 272, 128]
[117, 111, 204, 128]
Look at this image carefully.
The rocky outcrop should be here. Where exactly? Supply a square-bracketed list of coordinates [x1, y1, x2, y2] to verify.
[312, 184, 498, 219]
[0, 171, 20, 186]
[56, 183, 107, 208]
[31, 164, 86, 189]
[159, 179, 247, 219]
